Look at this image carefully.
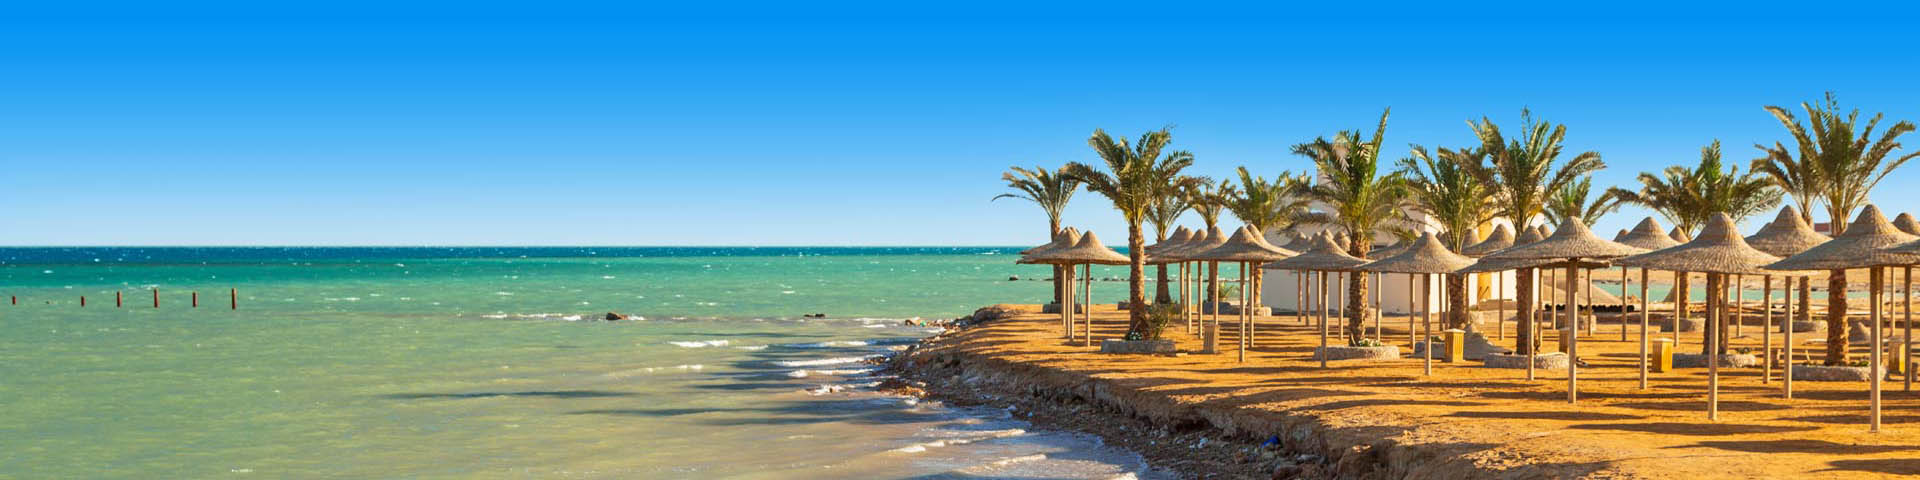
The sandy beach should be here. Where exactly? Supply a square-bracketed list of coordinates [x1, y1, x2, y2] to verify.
[895, 304, 1920, 478]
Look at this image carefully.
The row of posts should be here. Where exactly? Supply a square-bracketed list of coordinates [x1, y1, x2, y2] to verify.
[8, 288, 239, 310]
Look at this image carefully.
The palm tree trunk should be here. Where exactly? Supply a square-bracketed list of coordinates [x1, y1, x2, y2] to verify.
[1702, 273, 1722, 355]
[1516, 267, 1536, 355]
[1049, 221, 1064, 305]
[1826, 269, 1850, 365]
[1346, 268, 1367, 346]
[1799, 276, 1812, 326]
[1127, 222, 1149, 335]
[1251, 268, 1264, 309]
[1446, 273, 1468, 329]
[1155, 264, 1172, 304]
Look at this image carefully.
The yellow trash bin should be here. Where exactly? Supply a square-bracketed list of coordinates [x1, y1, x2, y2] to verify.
[1651, 338, 1674, 373]
[1442, 329, 1466, 363]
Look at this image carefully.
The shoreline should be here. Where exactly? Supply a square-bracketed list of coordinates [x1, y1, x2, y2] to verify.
[890, 303, 1920, 479]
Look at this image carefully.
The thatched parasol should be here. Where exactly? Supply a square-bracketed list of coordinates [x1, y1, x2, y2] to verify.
[1896, 213, 1920, 236]
[1744, 206, 1829, 397]
[1358, 232, 1475, 377]
[1617, 218, 1682, 251]
[1172, 227, 1226, 336]
[1768, 206, 1920, 433]
[1482, 217, 1645, 404]
[1147, 227, 1193, 255]
[1879, 216, 1920, 397]
[1263, 233, 1368, 368]
[1619, 214, 1785, 417]
[1019, 227, 1080, 258]
[1766, 205, 1918, 272]
[1026, 231, 1131, 346]
[1669, 226, 1692, 243]
[1462, 224, 1516, 257]
[1746, 206, 1830, 258]
[1483, 217, 1647, 262]
[1193, 227, 1297, 361]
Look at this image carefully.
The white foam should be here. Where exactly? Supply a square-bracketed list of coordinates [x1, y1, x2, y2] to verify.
[735, 344, 770, 351]
[774, 355, 880, 367]
[670, 340, 731, 348]
[494, 291, 514, 296]
[783, 340, 869, 349]
[786, 370, 810, 378]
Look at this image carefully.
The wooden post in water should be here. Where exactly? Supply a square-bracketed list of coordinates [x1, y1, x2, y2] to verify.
[81, 296, 86, 307]
[192, 292, 199, 308]
[117, 291, 123, 308]
[232, 288, 238, 310]
[153, 288, 159, 308]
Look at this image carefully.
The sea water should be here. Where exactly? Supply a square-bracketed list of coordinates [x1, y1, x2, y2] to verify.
[0, 247, 1174, 479]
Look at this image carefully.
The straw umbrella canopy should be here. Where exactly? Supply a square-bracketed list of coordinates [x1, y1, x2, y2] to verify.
[1746, 207, 1830, 258]
[1896, 213, 1920, 236]
[1019, 227, 1080, 258]
[1766, 205, 1920, 433]
[1191, 227, 1297, 362]
[1169, 227, 1216, 333]
[1746, 206, 1830, 397]
[1359, 232, 1475, 377]
[1483, 217, 1646, 404]
[1147, 227, 1193, 256]
[1619, 214, 1784, 420]
[1462, 224, 1516, 257]
[1265, 233, 1368, 368]
[1669, 226, 1692, 243]
[1618, 218, 1682, 251]
[1031, 232, 1132, 346]
[1877, 216, 1920, 398]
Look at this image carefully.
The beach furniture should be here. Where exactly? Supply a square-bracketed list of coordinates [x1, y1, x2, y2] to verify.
[1356, 232, 1475, 376]
[1264, 232, 1367, 368]
[1745, 206, 1830, 396]
[1022, 231, 1130, 346]
[1618, 214, 1781, 420]
[1766, 205, 1919, 433]
[1615, 218, 1684, 389]
[1482, 217, 1645, 404]
[1018, 228, 1081, 338]
[1191, 227, 1295, 362]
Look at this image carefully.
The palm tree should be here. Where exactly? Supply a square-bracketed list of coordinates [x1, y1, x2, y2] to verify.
[1544, 176, 1623, 227]
[1612, 140, 1783, 354]
[1064, 128, 1194, 335]
[1463, 109, 1605, 355]
[994, 166, 1081, 305]
[1225, 167, 1312, 309]
[1401, 145, 1496, 329]
[1757, 93, 1918, 365]
[1145, 169, 1203, 304]
[1293, 108, 1412, 346]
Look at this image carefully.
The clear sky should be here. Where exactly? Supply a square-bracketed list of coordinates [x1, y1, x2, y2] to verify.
[3, 3, 1919, 246]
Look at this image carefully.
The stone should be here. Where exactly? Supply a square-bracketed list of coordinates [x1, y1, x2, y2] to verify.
[1461, 331, 1512, 360]
[1671, 353, 1761, 368]
[1660, 317, 1705, 333]
[603, 312, 629, 321]
[1791, 364, 1885, 381]
[1041, 303, 1083, 314]
[1780, 320, 1826, 333]
[1008, 275, 1019, 281]
[1100, 339, 1176, 354]
[1310, 345, 1400, 361]
[1483, 352, 1570, 369]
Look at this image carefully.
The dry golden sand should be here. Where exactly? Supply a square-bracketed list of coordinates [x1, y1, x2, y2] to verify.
[912, 304, 1920, 479]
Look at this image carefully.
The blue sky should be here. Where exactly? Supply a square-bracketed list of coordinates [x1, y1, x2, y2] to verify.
[3, 3, 1918, 245]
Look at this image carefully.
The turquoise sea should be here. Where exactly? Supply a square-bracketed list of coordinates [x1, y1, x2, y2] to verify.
[0, 247, 1172, 479]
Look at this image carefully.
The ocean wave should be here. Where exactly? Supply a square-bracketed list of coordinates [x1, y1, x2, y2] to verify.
[481, 313, 583, 321]
[734, 344, 770, 351]
[774, 355, 881, 367]
[604, 364, 704, 378]
[669, 340, 731, 348]
[781, 340, 871, 349]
